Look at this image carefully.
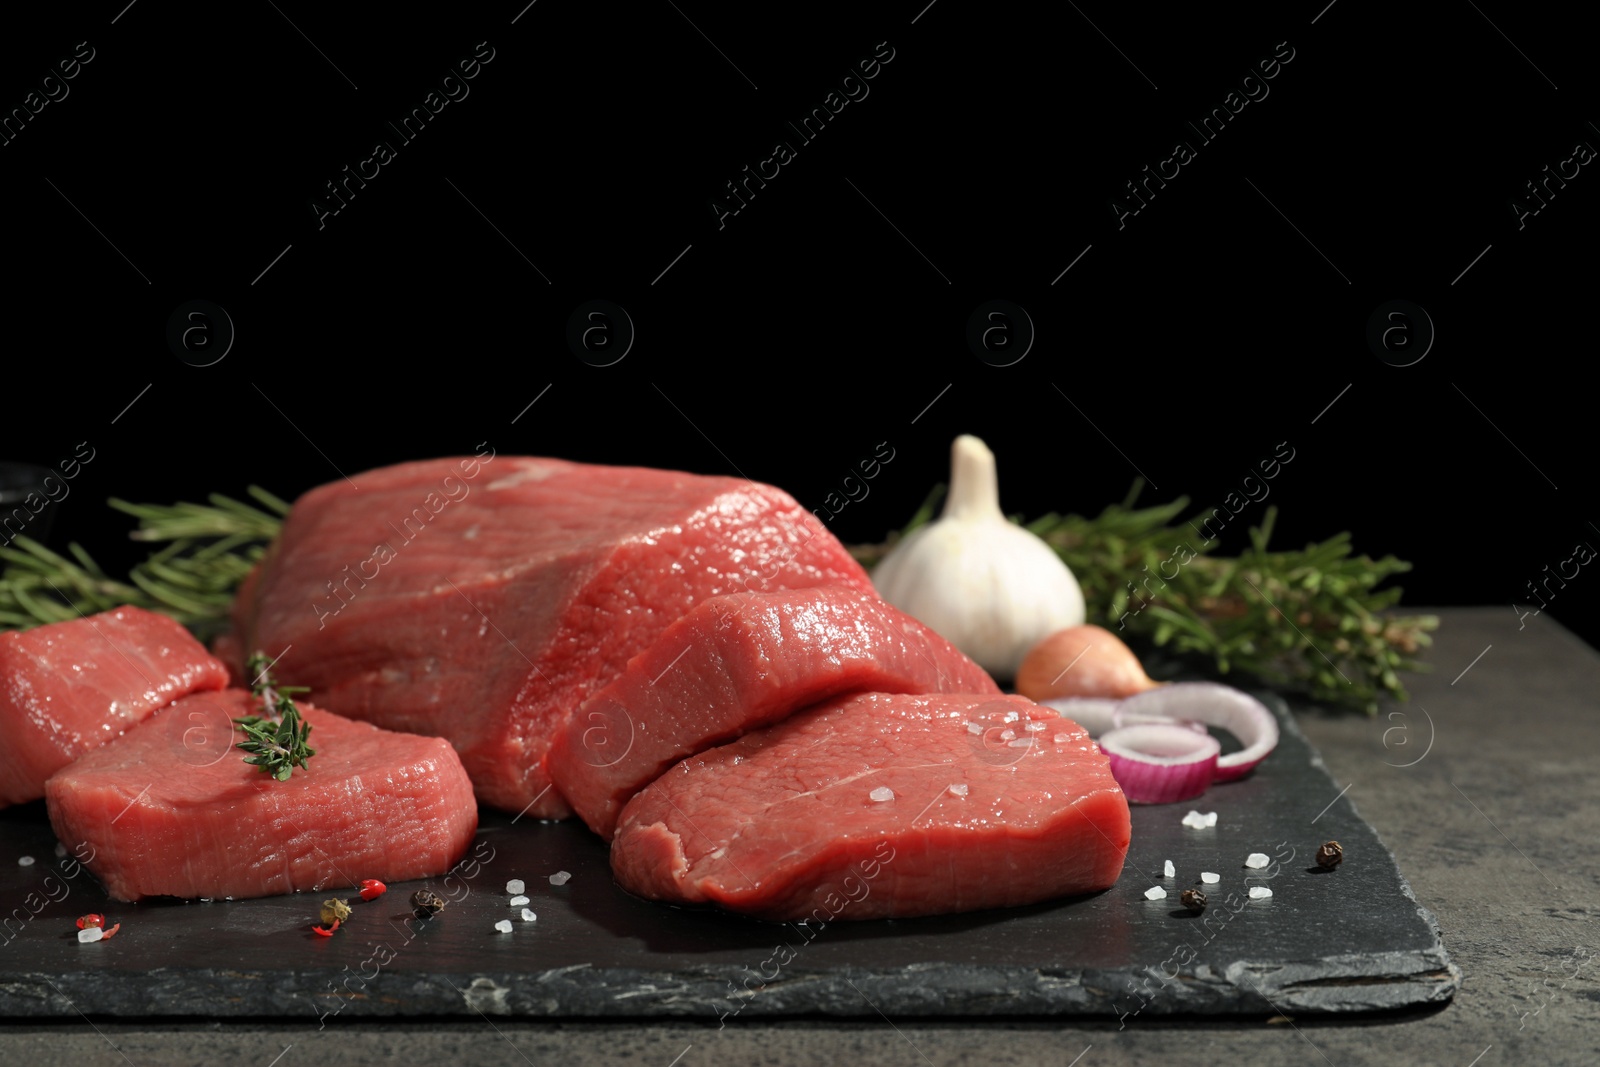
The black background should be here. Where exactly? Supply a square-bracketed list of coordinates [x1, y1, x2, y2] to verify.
[3, 2, 1595, 656]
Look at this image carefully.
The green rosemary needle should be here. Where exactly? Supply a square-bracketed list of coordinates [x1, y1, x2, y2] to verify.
[236, 651, 314, 781]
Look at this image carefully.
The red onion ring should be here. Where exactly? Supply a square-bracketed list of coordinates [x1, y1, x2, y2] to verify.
[1113, 682, 1278, 781]
[1097, 724, 1220, 804]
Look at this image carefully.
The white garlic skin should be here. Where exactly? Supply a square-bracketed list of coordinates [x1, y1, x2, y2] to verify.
[872, 435, 1085, 679]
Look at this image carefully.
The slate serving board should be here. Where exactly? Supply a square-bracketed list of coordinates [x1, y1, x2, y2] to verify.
[0, 692, 1459, 1020]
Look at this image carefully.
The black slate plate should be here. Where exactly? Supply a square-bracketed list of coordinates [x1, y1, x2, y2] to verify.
[0, 692, 1458, 1020]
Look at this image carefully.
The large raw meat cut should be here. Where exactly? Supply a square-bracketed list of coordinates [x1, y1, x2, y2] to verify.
[45, 689, 477, 901]
[0, 606, 229, 807]
[611, 692, 1131, 920]
[548, 587, 1000, 839]
[230, 454, 874, 816]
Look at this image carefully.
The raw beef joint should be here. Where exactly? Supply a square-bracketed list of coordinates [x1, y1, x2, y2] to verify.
[45, 689, 478, 901]
[611, 692, 1131, 920]
[549, 587, 1000, 839]
[230, 454, 874, 817]
[0, 606, 229, 807]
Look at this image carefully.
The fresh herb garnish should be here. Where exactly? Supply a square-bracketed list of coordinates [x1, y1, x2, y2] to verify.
[0, 488, 288, 639]
[236, 651, 315, 781]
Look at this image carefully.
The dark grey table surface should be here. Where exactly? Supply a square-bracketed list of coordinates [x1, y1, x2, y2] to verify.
[2, 607, 1596, 1065]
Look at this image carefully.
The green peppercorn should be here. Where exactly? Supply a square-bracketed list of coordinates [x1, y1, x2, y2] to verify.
[319, 898, 352, 926]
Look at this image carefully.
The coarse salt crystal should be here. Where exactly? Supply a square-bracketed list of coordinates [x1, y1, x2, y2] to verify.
[1008, 738, 1032, 748]
[870, 787, 895, 802]
[54, 842, 67, 858]
[1163, 860, 1175, 878]
[1201, 872, 1220, 884]
[1143, 886, 1167, 901]
[1181, 811, 1204, 828]
[1249, 886, 1273, 900]
[949, 784, 969, 797]
[494, 919, 514, 933]
[521, 909, 537, 922]
[1244, 853, 1270, 869]
[549, 871, 572, 886]
[509, 895, 530, 907]
[77, 927, 103, 944]
[966, 722, 983, 735]
[17, 856, 34, 867]
[1204, 812, 1218, 827]
[1000, 729, 1016, 741]
[1054, 733, 1072, 744]
[1003, 711, 1020, 723]
[1026, 722, 1046, 732]
[506, 879, 525, 895]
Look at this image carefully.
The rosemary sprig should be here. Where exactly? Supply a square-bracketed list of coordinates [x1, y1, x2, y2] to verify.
[0, 487, 288, 640]
[849, 481, 1438, 715]
[236, 651, 314, 781]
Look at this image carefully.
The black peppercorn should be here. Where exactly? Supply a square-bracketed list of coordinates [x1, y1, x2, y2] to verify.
[411, 889, 446, 918]
[1181, 888, 1207, 913]
[1316, 841, 1344, 869]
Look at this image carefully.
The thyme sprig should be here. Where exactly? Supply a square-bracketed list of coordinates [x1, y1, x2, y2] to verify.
[235, 651, 314, 781]
[849, 481, 1437, 714]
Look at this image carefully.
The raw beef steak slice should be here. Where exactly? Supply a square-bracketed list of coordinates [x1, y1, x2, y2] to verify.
[549, 587, 1000, 839]
[0, 606, 229, 807]
[611, 692, 1130, 920]
[45, 689, 478, 901]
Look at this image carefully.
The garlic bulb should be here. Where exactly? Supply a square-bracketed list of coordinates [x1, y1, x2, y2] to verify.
[873, 435, 1085, 679]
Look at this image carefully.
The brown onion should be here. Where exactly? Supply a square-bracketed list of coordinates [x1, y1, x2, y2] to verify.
[1014, 624, 1159, 702]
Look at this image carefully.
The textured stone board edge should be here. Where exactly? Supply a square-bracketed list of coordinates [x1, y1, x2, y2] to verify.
[1275, 690, 1465, 1010]
[0, 954, 1459, 1020]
